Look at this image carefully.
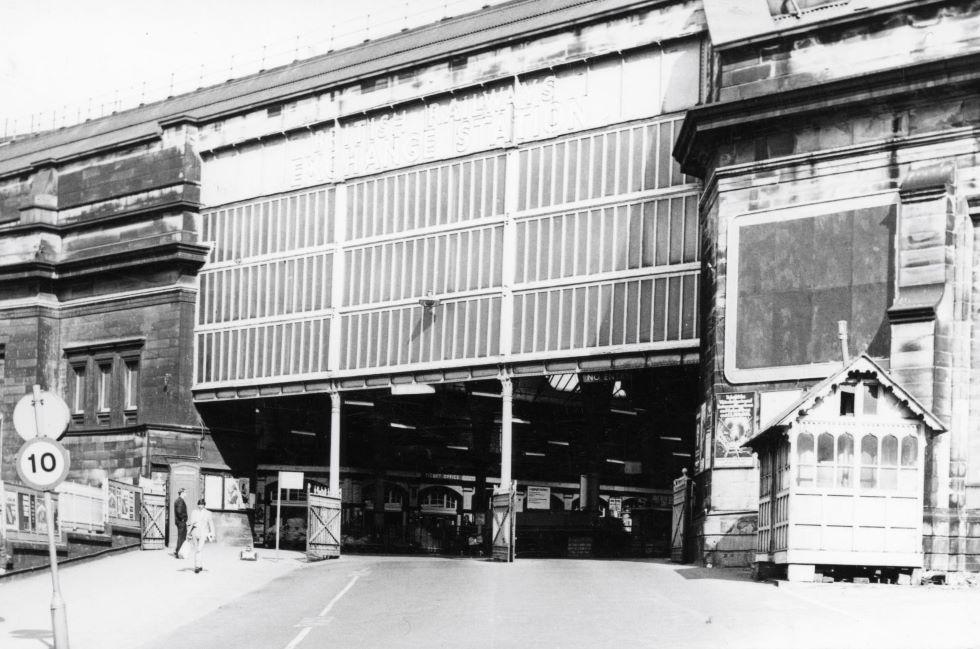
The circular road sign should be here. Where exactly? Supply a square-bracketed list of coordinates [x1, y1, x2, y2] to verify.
[16, 437, 71, 492]
[13, 390, 71, 441]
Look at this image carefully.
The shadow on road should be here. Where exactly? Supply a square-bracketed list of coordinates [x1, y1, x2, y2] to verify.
[10, 628, 53, 649]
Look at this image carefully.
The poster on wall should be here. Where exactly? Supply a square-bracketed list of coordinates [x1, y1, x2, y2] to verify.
[695, 404, 704, 473]
[714, 392, 756, 460]
[526, 486, 551, 510]
[224, 478, 243, 510]
[4, 491, 17, 530]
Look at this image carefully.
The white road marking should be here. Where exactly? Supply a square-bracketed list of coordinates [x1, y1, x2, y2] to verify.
[282, 574, 360, 649]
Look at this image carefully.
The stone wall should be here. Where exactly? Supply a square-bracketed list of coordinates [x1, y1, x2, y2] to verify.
[716, 2, 980, 103]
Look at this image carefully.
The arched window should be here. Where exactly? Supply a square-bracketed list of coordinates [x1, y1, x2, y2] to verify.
[836, 433, 853, 487]
[419, 487, 460, 512]
[880, 435, 898, 490]
[861, 434, 879, 488]
[901, 436, 917, 466]
[817, 433, 834, 487]
[900, 435, 919, 492]
[797, 433, 814, 486]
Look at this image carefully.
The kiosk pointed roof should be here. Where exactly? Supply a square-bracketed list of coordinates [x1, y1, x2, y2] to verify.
[743, 354, 946, 449]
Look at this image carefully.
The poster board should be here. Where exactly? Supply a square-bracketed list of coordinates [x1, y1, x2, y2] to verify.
[714, 392, 756, 462]
[3, 483, 62, 543]
[107, 479, 142, 529]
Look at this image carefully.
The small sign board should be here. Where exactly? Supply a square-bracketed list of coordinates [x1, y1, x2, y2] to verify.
[16, 437, 70, 492]
[279, 471, 304, 490]
[526, 485, 551, 510]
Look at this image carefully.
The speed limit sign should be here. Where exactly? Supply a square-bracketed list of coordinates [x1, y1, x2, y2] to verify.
[16, 437, 70, 491]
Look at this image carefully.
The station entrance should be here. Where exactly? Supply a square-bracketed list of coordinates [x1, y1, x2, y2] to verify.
[197, 363, 698, 559]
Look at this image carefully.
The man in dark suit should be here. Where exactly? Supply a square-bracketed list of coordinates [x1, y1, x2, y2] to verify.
[174, 488, 188, 558]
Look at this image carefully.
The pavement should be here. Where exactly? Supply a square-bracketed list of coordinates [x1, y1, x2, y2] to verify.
[0, 544, 307, 649]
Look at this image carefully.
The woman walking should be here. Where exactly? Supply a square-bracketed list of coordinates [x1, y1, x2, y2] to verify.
[187, 498, 216, 574]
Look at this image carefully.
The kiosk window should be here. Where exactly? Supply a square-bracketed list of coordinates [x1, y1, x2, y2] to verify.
[860, 434, 879, 488]
[836, 433, 853, 487]
[797, 433, 814, 486]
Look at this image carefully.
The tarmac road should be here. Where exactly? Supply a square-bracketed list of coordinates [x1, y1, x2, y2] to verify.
[136, 555, 980, 649]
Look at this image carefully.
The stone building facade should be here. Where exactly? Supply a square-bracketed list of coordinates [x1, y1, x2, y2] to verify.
[1, 0, 979, 573]
[677, 0, 980, 572]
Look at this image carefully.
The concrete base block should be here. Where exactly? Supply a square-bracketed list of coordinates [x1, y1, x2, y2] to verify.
[787, 563, 816, 582]
[897, 573, 912, 586]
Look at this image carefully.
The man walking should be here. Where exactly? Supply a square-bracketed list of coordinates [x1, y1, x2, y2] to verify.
[174, 488, 188, 558]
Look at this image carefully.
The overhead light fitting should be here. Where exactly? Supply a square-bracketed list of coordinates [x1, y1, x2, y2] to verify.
[446, 445, 469, 451]
[290, 429, 316, 437]
[547, 440, 570, 447]
[344, 400, 375, 407]
[524, 451, 546, 457]
[471, 391, 502, 399]
[672, 452, 692, 457]
[419, 290, 441, 310]
[609, 408, 637, 416]
[493, 417, 531, 425]
[390, 422, 416, 430]
[661, 436, 682, 442]
[605, 458, 625, 465]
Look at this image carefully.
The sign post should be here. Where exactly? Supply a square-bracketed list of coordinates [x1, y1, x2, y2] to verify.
[0, 414, 5, 574]
[14, 385, 72, 649]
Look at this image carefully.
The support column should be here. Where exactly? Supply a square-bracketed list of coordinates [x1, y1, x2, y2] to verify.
[579, 381, 611, 513]
[500, 377, 513, 491]
[329, 392, 341, 497]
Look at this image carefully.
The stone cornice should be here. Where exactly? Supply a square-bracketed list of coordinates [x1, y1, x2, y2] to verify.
[0, 286, 197, 319]
[675, 49, 980, 178]
[63, 336, 145, 355]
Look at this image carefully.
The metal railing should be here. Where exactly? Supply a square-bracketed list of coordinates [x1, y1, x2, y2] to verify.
[1, 0, 503, 141]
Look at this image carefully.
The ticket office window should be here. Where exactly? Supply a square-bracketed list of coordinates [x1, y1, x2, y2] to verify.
[798, 430, 917, 493]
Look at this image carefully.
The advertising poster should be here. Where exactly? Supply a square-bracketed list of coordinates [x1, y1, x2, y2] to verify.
[239, 479, 251, 508]
[714, 392, 756, 459]
[695, 403, 704, 473]
[19, 493, 31, 532]
[4, 491, 17, 531]
[224, 478, 243, 510]
[36, 500, 47, 535]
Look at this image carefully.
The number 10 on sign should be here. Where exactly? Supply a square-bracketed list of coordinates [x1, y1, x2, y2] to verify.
[16, 437, 70, 491]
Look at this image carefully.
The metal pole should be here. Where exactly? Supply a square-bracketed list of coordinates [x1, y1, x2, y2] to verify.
[837, 320, 850, 365]
[0, 414, 6, 572]
[31, 385, 69, 648]
[329, 393, 341, 497]
[45, 490, 69, 648]
[275, 481, 282, 560]
[500, 377, 513, 491]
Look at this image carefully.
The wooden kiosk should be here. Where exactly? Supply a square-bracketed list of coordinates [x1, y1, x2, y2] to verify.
[744, 355, 945, 582]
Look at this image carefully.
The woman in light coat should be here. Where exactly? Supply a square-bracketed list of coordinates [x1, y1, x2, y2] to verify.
[187, 498, 216, 574]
